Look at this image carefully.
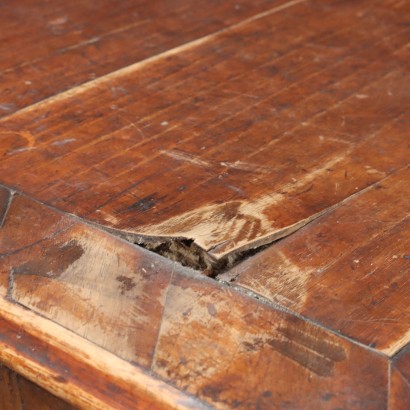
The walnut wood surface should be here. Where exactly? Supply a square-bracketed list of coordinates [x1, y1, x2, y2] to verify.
[0, 0, 408, 259]
[0, 0, 409, 408]
[153, 272, 390, 410]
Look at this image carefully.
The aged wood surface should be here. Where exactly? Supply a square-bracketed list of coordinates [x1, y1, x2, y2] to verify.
[153, 271, 392, 410]
[0, 0, 408, 261]
[0, 365, 76, 410]
[0, 0, 285, 117]
[220, 167, 410, 355]
[390, 345, 410, 410]
[0, 191, 407, 409]
[0, 0, 409, 408]
[0, 294, 210, 410]
[0, 190, 188, 367]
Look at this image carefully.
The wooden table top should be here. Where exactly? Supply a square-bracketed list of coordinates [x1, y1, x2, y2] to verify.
[0, 0, 409, 409]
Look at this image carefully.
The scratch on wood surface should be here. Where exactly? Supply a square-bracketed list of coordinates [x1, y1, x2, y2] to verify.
[1, 131, 36, 156]
[161, 149, 272, 174]
[160, 150, 212, 168]
[162, 282, 346, 378]
[255, 250, 311, 309]
[131, 153, 348, 258]
[2, 0, 307, 119]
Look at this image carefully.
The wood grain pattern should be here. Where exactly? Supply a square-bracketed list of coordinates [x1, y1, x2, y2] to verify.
[0, 191, 74, 296]
[0, 192, 195, 367]
[1, 190, 405, 409]
[153, 271, 389, 409]
[0, 0, 408, 261]
[390, 344, 410, 410]
[0, 365, 76, 410]
[220, 167, 410, 355]
[0, 296, 210, 410]
[0, 0, 409, 408]
[0, 0, 284, 116]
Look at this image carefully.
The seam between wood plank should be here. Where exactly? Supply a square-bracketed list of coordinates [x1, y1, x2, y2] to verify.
[150, 263, 176, 373]
[222, 278, 392, 360]
[0, 190, 13, 230]
[0, 0, 307, 122]
[1, 167, 407, 357]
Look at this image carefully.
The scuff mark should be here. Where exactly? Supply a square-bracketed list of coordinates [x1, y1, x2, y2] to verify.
[160, 149, 213, 168]
[1, 130, 36, 156]
[161, 149, 273, 174]
[51, 138, 77, 146]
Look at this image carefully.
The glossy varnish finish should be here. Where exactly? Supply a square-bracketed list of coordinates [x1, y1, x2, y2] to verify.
[0, 0, 409, 408]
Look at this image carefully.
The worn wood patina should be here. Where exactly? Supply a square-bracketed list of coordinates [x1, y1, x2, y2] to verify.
[0, 0, 409, 408]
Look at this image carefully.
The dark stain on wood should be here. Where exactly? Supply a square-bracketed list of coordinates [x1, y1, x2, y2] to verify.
[14, 240, 84, 279]
[127, 194, 159, 213]
[116, 275, 136, 294]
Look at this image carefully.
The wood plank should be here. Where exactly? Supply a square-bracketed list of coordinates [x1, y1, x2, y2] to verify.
[0, 365, 75, 410]
[0, 0, 408, 263]
[0, 193, 195, 367]
[1, 187, 400, 409]
[0, 1, 408, 408]
[153, 271, 389, 409]
[220, 168, 410, 355]
[0, 0, 284, 116]
[0, 297, 210, 410]
[390, 344, 410, 410]
[0, 192, 75, 295]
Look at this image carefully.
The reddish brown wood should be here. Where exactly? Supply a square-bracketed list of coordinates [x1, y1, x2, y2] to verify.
[221, 168, 410, 355]
[0, 365, 22, 410]
[390, 345, 410, 410]
[0, 0, 409, 408]
[0, 365, 75, 410]
[0, 0, 408, 261]
[0, 298, 209, 410]
[153, 271, 389, 409]
[0, 0, 283, 116]
[0, 193, 190, 366]
[0, 192, 403, 409]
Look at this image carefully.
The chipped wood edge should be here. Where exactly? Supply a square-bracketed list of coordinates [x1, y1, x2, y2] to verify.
[0, 297, 211, 410]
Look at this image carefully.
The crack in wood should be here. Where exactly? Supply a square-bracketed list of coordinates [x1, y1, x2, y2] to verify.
[130, 173, 400, 277]
[136, 236, 271, 277]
